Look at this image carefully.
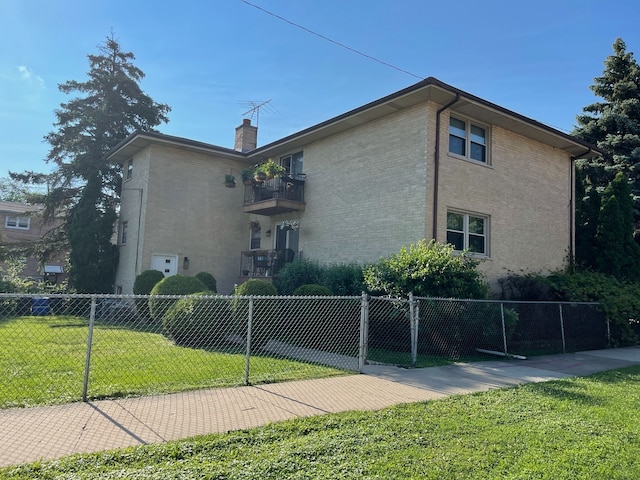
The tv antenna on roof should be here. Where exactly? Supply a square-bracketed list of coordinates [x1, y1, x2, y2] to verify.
[239, 99, 277, 127]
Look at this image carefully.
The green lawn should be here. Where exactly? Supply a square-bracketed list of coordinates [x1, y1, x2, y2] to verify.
[0, 316, 346, 408]
[2, 366, 640, 479]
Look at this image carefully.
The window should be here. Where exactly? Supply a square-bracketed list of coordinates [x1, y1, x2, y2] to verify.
[280, 151, 304, 175]
[126, 159, 133, 180]
[449, 116, 488, 163]
[5, 216, 30, 230]
[250, 229, 261, 250]
[121, 221, 128, 245]
[446, 211, 488, 255]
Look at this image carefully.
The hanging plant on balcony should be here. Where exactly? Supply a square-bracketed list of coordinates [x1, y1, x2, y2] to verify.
[248, 220, 261, 232]
[223, 174, 236, 188]
[279, 220, 300, 231]
[256, 158, 286, 180]
[241, 168, 255, 186]
[254, 169, 267, 182]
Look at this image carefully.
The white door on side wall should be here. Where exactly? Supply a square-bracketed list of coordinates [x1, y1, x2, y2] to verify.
[150, 254, 178, 277]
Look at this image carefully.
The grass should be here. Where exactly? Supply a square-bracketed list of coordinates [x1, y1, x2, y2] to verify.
[0, 315, 345, 408]
[2, 365, 640, 479]
[367, 347, 492, 367]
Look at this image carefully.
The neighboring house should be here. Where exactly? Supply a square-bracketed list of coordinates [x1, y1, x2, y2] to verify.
[0, 201, 67, 284]
[107, 77, 600, 295]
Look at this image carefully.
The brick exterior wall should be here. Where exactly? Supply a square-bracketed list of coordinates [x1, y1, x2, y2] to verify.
[114, 145, 248, 294]
[0, 201, 66, 282]
[115, 98, 574, 294]
[437, 115, 572, 285]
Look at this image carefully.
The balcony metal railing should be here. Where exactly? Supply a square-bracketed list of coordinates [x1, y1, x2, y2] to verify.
[243, 174, 305, 207]
[239, 249, 300, 278]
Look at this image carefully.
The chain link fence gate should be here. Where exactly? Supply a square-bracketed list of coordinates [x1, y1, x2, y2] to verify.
[0, 293, 608, 409]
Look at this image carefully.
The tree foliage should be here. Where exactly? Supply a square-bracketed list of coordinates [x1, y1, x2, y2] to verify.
[574, 38, 640, 236]
[10, 34, 170, 291]
[67, 172, 118, 293]
[363, 240, 488, 299]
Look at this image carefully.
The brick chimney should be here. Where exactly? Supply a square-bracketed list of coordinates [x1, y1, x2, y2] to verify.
[234, 118, 257, 153]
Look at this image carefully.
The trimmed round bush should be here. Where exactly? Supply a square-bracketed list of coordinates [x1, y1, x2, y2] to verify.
[133, 269, 165, 321]
[235, 278, 278, 296]
[162, 292, 232, 348]
[133, 269, 165, 295]
[195, 271, 217, 293]
[149, 275, 209, 323]
[293, 284, 333, 296]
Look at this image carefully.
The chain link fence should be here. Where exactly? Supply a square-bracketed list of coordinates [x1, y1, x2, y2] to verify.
[0, 293, 607, 409]
[367, 296, 608, 367]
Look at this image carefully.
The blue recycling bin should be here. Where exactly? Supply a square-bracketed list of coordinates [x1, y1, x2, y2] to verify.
[32, 297, 50, 316]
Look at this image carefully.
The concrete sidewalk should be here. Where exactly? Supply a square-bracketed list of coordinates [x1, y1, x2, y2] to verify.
[2, 346, 639, 468]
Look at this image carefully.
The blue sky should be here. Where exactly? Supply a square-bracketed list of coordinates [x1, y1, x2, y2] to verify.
[1, 0, 639, 177]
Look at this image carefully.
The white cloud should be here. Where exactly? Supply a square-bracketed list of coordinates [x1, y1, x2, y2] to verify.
[16, 65, 44, 88]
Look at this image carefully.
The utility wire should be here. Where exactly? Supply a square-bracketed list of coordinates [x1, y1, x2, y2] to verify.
[239, 0, 425, 80]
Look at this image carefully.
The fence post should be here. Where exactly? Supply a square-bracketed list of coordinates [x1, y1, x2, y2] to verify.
[82, 295, 97, 402]
[559, 304, 566, 354]
[358, 292, 369, 373]
[244, 296, 253, 385]
[409, 292, 417, 368]
[500, 303, 508, 357]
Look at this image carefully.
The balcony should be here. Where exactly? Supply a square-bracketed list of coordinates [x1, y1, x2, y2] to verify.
[239, 249, 300, 279]
[243, 174, 306, 216]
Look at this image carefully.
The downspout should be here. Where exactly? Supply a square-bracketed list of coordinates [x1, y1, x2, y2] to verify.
[570, 147, 593, 271]
[432, 94, 460, 240]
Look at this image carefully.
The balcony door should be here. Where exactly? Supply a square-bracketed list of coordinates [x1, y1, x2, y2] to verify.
[274, 223, 299, 273]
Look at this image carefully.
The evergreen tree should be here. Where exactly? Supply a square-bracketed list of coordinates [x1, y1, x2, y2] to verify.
[591, 173, 640, 280]
[574, 38, 640, 236]
[68, 173, 118, 293]
[574, 167, 601, 270]
[10, 33, 170, 291]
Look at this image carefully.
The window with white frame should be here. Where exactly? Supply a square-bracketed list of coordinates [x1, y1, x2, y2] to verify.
[121, 221, 128, 245]
[126, 159, 133, 180]
[280, 151, 304, 175]
[449, 116, 488, 163]
[446, 211, 488, 255]
[5, 215, 30, 230]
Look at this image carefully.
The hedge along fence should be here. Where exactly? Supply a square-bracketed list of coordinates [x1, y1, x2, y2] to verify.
[0, 293, 609, 407]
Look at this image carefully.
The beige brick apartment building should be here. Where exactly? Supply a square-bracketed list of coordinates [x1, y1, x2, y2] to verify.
[107, 77, 599, 294]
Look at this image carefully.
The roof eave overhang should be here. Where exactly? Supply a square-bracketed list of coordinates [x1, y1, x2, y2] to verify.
[249, 77, 602, 160]
[106, 131, 249, 164]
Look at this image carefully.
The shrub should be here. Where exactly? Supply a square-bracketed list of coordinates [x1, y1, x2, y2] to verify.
[235, 278, 278, 296]
[195, 271, 217, 292]
[497, 273, 555, 301]
[293, 284, 333, 296]
[364, 240, 488, 299]
[322, 263, 365, 295]
[273, 259, 323, 295]
[546, 271, 640, 346]
[149, 275, 209, 323]
[234, 279, 278, 350]
[133, 270, 165, 321]
[274, 260, 365, 296]
[162, 292, 232, 348]
[133, 269, 165, 295]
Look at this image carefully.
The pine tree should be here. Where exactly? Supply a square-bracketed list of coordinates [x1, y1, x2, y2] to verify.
[574, 168, 601, 270]
[68, 173, 118, 293]
[590, 173, 640, 280]
[10, 33, 170, 291]
[574, 38, 640, 236]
